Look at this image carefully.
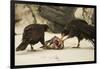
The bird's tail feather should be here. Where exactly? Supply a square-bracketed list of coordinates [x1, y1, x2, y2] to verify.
[16, 41, 28, 51]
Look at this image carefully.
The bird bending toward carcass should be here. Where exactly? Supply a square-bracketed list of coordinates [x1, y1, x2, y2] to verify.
[16, 24, 48, 51]
[61, 19, 95, 48]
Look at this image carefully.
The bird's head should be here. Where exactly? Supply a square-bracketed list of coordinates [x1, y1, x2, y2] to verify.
[42, 24, 49, 31]
[61, 29, 69, 39]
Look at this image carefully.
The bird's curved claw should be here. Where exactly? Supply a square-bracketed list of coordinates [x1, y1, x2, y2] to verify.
[72, 46, 80, 48]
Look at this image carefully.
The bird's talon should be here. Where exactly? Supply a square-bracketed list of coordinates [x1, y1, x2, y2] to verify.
[72, 47, 80, 48]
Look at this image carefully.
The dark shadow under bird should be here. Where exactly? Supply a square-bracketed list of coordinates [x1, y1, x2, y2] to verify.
[61, 19, 95, 48]
[16, 24, 48, 51]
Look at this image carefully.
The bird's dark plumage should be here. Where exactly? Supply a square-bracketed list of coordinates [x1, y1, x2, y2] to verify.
[61, 19, 95, 48]
[16, 24, 48, 51]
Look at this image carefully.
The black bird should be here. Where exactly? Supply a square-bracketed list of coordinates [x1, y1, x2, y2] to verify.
[16, 24, 48, 51]
[61, 19, 95, 48]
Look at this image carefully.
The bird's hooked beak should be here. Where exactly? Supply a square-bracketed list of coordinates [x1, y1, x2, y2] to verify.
[61, 33, 65, 40]
[61, 33, 68, 41]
